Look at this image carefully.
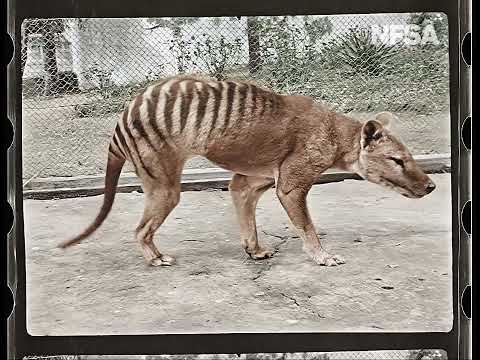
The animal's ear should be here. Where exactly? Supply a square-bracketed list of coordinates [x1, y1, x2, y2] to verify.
[361, 120, 384, 148]
[375, 111, 395, 129]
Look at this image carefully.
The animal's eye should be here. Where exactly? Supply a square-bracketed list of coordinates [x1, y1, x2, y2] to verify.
[388, 157, 404, 167]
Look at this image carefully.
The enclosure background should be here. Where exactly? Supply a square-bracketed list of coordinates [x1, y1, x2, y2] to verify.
[21, 14, 450, 180]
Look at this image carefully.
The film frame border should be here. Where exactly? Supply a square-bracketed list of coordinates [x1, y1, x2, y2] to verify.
[5, 0, 470, 358]
[458, 0, 471, 358]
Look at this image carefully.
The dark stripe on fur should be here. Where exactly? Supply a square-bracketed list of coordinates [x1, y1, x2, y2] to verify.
[123, 102, 156, 179]
[208, 82, 223, 138]
[164, 81, 180, 135]
[238, 83, 248, 120]
[180, 81, 195, 132]
[195, 83, 210, 130]
[114, 120, 139, 175]
[108, 143, 123, 159]
[250, 84, 258, 116]
[131, 94, 158, 152]
[147, 85, 166, 142]
[259, 90, 267, 117]
[112, 132, 126, 157]
[223, 81, 237, 132]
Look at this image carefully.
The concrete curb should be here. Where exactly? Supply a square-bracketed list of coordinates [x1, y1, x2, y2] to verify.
[23, 153, 451, 200]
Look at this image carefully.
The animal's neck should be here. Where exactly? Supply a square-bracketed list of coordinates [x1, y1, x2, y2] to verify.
[331, 113, 363, 172]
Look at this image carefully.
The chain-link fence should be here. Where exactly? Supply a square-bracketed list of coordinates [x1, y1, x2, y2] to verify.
[21, 14, 450, 180]
[23, 350, 448, 360]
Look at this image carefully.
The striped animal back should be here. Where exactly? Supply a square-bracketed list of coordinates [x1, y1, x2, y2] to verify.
[113, 75, 285, 157]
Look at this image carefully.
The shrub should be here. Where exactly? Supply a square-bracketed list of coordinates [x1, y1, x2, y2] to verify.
[252, 17, 324, 94]
[320, 26, 397, 76]
[192, 35, 243, 80]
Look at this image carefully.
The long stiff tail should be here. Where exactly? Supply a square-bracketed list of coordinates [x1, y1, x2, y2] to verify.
[58, 154, 125, 248]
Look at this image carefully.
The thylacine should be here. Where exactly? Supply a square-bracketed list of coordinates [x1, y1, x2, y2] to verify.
[59, 74, 436, 267]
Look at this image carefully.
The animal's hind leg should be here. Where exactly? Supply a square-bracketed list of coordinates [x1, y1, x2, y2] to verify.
[229, 174, 275, 259]
[136, 183, 181, 266]
[135, 151, 184, 267]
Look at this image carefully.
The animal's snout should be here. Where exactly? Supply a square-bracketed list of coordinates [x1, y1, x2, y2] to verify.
[425, 181, 436, 194]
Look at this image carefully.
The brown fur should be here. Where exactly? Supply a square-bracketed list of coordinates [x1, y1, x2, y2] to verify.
[59, 75, 435, 266]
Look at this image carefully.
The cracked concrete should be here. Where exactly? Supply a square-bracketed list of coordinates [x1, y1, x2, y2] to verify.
[24, 174, 452, 335]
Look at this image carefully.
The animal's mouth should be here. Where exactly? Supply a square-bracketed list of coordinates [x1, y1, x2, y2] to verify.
[379, 176, 423, 198]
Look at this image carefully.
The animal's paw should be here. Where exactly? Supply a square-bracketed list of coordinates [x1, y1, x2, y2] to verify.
[150, 254, 176, 267]
[309, 250, 345, 266]
[246, 246, 274, 260]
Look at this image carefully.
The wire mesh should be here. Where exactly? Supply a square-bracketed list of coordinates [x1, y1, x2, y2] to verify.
[21, 14, 450, 180]
[22, 349, 448, 359]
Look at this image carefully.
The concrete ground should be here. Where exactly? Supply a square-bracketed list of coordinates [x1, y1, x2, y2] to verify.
[24, 174, 452, 335]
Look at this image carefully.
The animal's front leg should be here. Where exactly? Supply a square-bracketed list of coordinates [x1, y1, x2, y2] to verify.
[229, 174, 275, 259]
[276, 180, 345, 267]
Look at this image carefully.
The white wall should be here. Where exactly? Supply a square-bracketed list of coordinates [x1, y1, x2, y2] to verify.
[23, 14, 413, 88]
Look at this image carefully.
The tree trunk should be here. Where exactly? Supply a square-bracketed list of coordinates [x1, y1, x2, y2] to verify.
[42, 31, 59, 96]
[247, 17, 261, 74]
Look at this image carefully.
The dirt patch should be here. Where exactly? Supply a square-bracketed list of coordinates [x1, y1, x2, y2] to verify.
[24, 174, 452, 335]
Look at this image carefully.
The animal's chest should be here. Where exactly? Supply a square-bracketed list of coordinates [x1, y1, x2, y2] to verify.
[203, 122, 291, 176]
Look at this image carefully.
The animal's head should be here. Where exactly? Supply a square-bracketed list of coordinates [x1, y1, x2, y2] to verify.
[356, 112, 436, 198]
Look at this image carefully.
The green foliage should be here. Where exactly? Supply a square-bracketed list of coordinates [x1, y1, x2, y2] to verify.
[303, 16, 333, 44]
[29, 15, 449, 118]
[144, 15, 449, 115]
[253, 16, 323, 92]
[321, 26, 397, 75]
[145, 65, 167, 82]
[256, 17, 313, 62]
[147, 17, 244, 78]
[167, 36, 193, 74]
[247, 39, 449, 115]
[83, 65, 113, 92]
[192, 35, 243, 80]
[247, 18, 449, 114]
